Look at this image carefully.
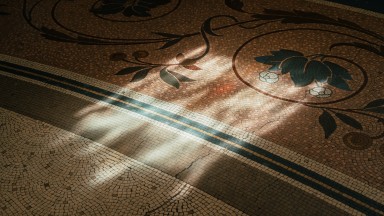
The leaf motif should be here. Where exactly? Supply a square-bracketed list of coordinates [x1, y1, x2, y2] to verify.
[263, 9, 295, 16]
[225, 0, 244, 12]
[328, 75, 351, 91]
[255, 56, 274, 64]
[93, 0, 170, 17]
[123, 0, 170, 17]
[182, 65, 201, 70]
[115, 66, 148, 75]
[319, 110, 337, 139]
[282, 57, 313, 86]
[255, 50, 353, 90]
[323, 61, 352, 80]
[91, 4, 125, 14]
[274, 49, 304, 58]
[335, 112, 362, 129]
[364, 99, 384, 109]
[364, 107, 384, 114]
[153, 32, 181, 38]
[305, 60, 331, 83]
[159, 38, 182, 49]
[168, 71, 195, 82]
[202, 17, 220, 36]
[160, 68, 180, 88]
[40, 27, 75, 42]
[293, 10, 334, 21]
[131, 68, 150, 82]
[255, 49, 304, 68]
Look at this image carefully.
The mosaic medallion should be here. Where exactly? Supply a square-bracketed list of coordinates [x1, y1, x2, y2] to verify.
[233, 31, 367, 105]
[342, 132, 373, 150]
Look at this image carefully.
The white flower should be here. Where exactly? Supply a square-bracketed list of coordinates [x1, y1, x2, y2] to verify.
[310, 87, 332, 98]
[259, 71, 279, 83]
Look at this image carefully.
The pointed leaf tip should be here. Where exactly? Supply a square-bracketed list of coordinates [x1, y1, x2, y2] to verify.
[364, 99, 384, 109]
[116, 66, 148, 75]
[160, 68, 180, 88]
[159, 38, 182, 49]
[335, 112, 362, 130]
[319, 110, 337, 139]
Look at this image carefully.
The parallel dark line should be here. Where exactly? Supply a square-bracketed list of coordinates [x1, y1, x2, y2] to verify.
[0, 61, 382, 215]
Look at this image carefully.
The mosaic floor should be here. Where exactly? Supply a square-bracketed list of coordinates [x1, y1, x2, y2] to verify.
[1, 0, 383, 215]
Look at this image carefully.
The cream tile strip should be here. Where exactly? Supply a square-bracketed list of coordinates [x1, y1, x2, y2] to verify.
[1, 54, 383, 214]
[0, 107, 246, 215]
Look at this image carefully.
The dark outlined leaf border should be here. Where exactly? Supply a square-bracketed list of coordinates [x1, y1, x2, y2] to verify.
[91, 0, 171, 17]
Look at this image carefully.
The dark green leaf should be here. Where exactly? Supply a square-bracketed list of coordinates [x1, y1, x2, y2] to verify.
[364, 107, 384, 114]
[41, 27, 73, 39]
[251, 13, 282, 20]
[225, 0, 244, 12]
[335, 112, 362, 129]
[169, 71, 195, 82]
[131, 69, 150, 82]
[280, 56, 314, 86]
[160, 68, 180, 88]
[273, 49, 304, 59]
[40, 27, 76, 43]
[293, 10, 334, 21]
[116, 66, 148, 75]
[290, 67, 314, 87]
[364, 99, 384, 109]
[268, 64, 280, 71]
[263, 9, 295, 16]
[323, 61, 352, 80]
[255, 49, 304, 69]
[123, 7, 150, 17]
[153, 32, 181, 38]
[305, 60, 331, 83]
[319, 110, 337, 139]
[91, 4, 125, 14]
[328, 75, 351, 91]
[159, 38, 182, 49]
[255, 56, 274, 64]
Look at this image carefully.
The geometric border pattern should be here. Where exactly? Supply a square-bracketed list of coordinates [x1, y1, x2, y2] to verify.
[0, 55, 383, 215]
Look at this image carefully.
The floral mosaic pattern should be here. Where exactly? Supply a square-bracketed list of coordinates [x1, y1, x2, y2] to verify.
[90, 0, 171, 17]
[6, 0, 384, 147]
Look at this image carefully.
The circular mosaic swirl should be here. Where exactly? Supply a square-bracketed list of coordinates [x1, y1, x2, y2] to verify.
[343, 132, 373, 150]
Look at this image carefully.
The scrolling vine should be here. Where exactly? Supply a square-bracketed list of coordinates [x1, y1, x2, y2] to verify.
[14, 0, 384, 147]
